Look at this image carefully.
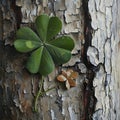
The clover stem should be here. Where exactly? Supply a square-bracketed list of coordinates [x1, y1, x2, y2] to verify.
[34, 76, 44, 112]
[40, 86, 56, 95]
[34, 76, 56, 112]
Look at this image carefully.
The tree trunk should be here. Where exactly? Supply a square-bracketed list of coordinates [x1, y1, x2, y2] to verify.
[0, 0, 88, 120]
[88, 0, 120, 119]
[0, 0, 119, 120]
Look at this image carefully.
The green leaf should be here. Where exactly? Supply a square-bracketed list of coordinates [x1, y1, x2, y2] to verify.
[35, 15, 49, 41]
[26, 47, 43, 73]
[16, 27, 41, 42]
[46, 45, 71, 64]
[14, 14, 75, 76]
[49, 36, 75, 51]
[14, 39, 41, 53]
[39, 48, 55, 76]
[47, 17, 62, 41]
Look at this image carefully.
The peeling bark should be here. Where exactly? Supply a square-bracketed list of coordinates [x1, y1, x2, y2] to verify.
[0, 0, 87, 120]
[1, 0, 118, 119]
[88, 0, 120, 119]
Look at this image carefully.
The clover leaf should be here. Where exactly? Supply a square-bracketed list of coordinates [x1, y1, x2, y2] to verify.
[14, 15, 75, 76]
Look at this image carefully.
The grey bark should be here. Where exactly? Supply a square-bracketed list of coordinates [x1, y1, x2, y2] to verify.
[88, 0, 120, 119]
[1, 0, 119, 120]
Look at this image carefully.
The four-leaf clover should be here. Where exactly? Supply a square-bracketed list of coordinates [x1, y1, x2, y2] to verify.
[14, 15, 75, 76]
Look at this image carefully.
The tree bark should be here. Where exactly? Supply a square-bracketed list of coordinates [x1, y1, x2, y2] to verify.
[1, 0, 119, 120]
[0, 0, 88, 120]
[88, 0, 120, 119]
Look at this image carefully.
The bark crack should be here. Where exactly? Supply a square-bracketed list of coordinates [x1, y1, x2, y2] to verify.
[11, 0, 22, 29]
[82, 0, 97, 119]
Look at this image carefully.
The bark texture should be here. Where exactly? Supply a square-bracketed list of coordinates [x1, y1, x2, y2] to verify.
[88, 0, 120, 119]
[1, 0, 119, 120]
[0, 0, 88, 120]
